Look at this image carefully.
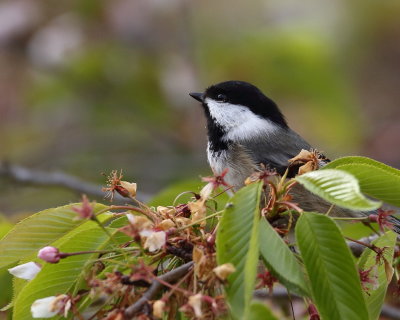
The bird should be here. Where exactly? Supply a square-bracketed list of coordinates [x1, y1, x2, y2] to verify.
[189, 80, 400, 231]
[189, 80, 323, 188]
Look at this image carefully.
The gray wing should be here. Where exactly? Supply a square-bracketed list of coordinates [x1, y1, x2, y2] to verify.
[239, 128, 313, 175]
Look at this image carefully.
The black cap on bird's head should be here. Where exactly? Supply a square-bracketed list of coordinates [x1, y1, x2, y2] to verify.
[189, 80, 288, 128]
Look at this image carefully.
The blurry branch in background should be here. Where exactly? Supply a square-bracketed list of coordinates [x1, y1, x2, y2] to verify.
[0, 162, 151, 205]
[254, 287, 400, 320]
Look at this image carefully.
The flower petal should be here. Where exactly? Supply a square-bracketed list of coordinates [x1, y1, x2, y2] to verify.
[188, 294, 203, 318]
[213, 263, 236, 280]
[141, 230, 166, 252]
[8, 262, 41, 280]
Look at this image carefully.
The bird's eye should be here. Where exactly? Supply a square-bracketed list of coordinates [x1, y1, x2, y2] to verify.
[216, 94, 227, 102]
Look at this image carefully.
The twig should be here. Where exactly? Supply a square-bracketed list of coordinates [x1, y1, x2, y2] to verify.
[0, 161, 150, 204]
[124, 262, 194, 319]
[345, 235, 378, 256]
[346, 235, 379, 257]
[109, 205, 156, 221]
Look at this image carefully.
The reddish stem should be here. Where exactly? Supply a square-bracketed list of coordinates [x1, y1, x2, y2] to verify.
[345, 237, 377, 252]
[109, 205, 156, 221]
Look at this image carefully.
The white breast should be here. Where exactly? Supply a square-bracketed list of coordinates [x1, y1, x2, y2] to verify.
[207, 142, 228, 176]
[206, 142, 257, 189]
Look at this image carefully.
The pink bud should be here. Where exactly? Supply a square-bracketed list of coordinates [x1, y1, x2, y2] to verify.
[368, 214, 378, 223]
[38, 246, 61, 263]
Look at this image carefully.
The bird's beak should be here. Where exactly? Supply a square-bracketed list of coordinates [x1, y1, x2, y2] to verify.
[189, 92, 203, 102]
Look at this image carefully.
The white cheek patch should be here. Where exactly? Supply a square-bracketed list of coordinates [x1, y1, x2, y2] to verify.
[205, 98, 279, 141]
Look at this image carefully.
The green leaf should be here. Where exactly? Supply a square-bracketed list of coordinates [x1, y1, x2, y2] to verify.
[0, 203, 109, 269]
[9, 273, 28, 312]
[296, 212, 369, 320]
[249, 301, 279, 320]
[107, 215, 129, 228]
[358, 231, 397, 320]
[148, 179, 203, 206]
[296, 169, 381, 211]
[323, 156, 400, 207]
[259, 219, 309, 296]
[0, 268, 12, 308]
[341, 221, 378, 239]
[5, 220, 119, 317]
[12, 227, 113, 320]
[216, 182, 263, 319]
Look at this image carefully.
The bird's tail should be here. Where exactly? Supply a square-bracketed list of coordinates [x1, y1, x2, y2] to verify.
[387, 215, 400, 234]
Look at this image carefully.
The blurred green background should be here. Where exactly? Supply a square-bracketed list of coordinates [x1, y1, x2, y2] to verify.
[1, 0, 400, 216]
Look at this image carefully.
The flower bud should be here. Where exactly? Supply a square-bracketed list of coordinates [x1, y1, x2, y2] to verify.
[38, 246, 61, 263]
[158, 219, 175, 230]
[153, 300, 166, 318]
[157, 206, 176, 216]
[120, 181, 137, 197]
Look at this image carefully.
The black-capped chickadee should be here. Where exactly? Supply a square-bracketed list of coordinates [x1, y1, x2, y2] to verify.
[189, 80, 322, 189]
[189, 80, 400, 231]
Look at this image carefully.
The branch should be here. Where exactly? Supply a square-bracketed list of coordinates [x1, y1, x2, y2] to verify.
[255, 287, 400, 319]
[381, 304, 400, 320]
[124, 262, 194, 318]
[0, 162, 151, 204]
